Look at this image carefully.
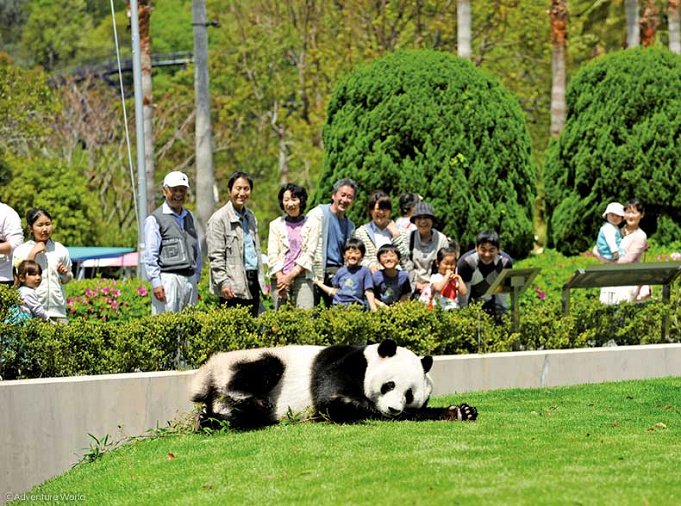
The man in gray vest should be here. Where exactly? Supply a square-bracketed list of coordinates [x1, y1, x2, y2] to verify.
[143, 171, 201, 315]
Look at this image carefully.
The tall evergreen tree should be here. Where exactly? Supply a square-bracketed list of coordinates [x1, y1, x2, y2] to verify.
[544, 48, 681, 254]
[315, 50, 537, 259]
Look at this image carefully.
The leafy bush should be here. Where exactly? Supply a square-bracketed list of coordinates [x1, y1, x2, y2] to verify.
[516, 242, 681, 306]
[544, 48, 681, 255]
[0, 297, 678, 381]
[314, 49, 537, 259]
[1, 156, 100, 247]
[0, 283, 20, 322]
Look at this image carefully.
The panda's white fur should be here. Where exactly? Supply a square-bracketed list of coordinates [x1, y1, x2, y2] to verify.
[191, 345, 323, 421]
[190, 340, 476, 429]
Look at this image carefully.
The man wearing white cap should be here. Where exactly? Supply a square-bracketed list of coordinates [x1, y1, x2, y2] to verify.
[596, 202, 625, 261]
[143, 171, 202, 315]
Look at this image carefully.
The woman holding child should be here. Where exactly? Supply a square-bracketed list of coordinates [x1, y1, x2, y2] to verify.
[594, 198, 650, 304]
[267, 184, 320, 309]
[13, 208, 72, 322]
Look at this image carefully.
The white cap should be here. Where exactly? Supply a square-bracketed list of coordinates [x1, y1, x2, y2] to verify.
[163, 171, 190, 188]
[602, 202, 625, 218]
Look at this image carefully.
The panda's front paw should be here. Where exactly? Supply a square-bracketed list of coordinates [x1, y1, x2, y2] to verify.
[445, 403, 478, 422]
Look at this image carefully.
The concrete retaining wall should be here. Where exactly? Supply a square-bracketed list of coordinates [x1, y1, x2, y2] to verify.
[429, 343, 681, 395]
[1, 343, 680, 501]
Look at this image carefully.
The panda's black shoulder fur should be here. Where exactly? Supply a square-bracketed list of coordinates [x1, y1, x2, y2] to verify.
[229, 352, 286, 395]
[310, 345, 371, 423]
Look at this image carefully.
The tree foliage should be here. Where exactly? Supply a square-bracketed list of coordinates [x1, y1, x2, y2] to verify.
[315, 50, 536, 258]
[6, 0, 680, 251]
[0, 62, 58, 153]
[544, 47, 681, 255]
[1, 155, 100, 246]
[19, 0, 94, 71]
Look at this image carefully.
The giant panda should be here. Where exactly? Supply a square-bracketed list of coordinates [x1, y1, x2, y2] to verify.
[190, 339, 477, 429]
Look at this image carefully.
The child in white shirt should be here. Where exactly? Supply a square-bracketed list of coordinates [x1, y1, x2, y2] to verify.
[419, 245, 467, 310]
[15, 260, 53, 323]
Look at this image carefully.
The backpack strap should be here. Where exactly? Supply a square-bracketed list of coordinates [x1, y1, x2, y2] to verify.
[409, 230, 416, 261]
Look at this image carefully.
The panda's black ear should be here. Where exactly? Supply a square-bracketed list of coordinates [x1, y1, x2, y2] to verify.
[377, 339, 397, 358]
[421, 356, 433, 373]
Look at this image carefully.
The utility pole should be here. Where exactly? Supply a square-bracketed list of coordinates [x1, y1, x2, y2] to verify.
[129, 0, 148, 278]
[192, 0, 217, 251]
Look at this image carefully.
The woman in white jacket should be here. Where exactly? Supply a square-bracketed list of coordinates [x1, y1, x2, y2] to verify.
[267, 184, 320, 309]
[12, 208, 72, 322]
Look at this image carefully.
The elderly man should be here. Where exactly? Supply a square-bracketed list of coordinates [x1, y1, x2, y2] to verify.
[307, 178, 358, 307]
[143, 171, 201, 315]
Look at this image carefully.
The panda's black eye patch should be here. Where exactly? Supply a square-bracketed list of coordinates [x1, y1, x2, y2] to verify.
[381, 381, 395, 394]
[405, 389, 414, 404]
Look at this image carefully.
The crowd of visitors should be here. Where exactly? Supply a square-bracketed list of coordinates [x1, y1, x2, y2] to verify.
[1, 170, 653, 324]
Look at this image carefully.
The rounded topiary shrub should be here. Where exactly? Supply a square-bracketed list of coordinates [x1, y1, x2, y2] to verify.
[314, 50, 537, 259]
[544, 48, 681, 255]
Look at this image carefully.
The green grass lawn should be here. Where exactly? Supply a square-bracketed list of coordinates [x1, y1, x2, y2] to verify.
[25, 377, 680, 505]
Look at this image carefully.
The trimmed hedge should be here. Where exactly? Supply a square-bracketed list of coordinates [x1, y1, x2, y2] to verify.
[1, 294, 678, 380]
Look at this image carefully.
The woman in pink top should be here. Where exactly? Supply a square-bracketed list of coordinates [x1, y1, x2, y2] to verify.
[595, 199, 649, 304]
[267, 184, 320, 309]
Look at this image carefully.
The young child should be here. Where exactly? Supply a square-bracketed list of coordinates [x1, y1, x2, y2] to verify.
[596, 202, 625, 260]
[372, 244, 411, 307]
[12, 260, 54, 323]
[313, 238, 377, 311]
[419, 245, 467, 310]
[395, 192, 420, 232]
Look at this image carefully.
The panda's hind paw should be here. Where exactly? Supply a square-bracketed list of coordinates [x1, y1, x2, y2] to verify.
[445, 403, 478, 422]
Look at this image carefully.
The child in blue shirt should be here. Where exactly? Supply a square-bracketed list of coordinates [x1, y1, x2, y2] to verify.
[313, 238, 377, 311]
[372, 244, 411, 307]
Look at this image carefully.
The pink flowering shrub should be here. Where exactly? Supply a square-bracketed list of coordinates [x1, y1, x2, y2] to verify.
[66, 278, 152, 322]
[65, 264, 219, 322]
[655, 252, 681, 262]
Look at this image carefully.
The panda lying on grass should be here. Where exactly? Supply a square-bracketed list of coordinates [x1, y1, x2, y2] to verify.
[190, 339, 478, 429]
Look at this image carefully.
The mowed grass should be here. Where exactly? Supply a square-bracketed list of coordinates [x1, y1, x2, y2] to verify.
[26, 377, 680, 506]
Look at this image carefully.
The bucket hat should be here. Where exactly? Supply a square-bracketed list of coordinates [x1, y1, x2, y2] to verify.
[410, 202, 437, 223]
